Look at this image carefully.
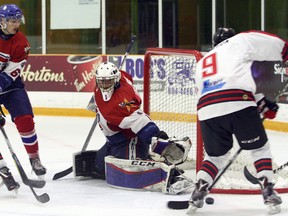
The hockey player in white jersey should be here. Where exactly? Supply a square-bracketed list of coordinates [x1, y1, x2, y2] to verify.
[188, 28, 288, 214]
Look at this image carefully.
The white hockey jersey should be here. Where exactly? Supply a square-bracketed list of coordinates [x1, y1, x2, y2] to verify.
[196, 30, 287, 121]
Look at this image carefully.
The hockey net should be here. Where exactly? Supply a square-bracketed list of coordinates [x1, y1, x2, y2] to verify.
[143, 47, 288, 194]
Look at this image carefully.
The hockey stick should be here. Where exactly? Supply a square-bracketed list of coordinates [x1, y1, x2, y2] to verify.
[0, 126, 45, 189]
[273, 161, 288, 174]
[52, 116, 98, 180]
[167, 148, 243, 210]
[119, 34, 136, 70]
[245, 159, 288, 181]
[0, 127, 50, 203]
[244, 159, 288, 184]
[244, 75, 288, 184]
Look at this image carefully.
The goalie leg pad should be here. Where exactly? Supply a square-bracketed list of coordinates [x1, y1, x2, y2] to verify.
[105, 156, 193, 194]
[105, 156, 173, 192]
[73, 150, 97, 177]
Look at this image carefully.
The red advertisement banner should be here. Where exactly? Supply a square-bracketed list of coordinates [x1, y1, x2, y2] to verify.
[21, 55, 106, 92]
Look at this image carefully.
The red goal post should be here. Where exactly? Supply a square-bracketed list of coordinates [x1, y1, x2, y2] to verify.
[143, 47, 288, 194]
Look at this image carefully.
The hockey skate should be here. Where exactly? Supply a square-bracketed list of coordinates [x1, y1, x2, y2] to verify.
[30, 157, 46, 178]
[258, 177, 282, 215]
[166, 168, 194, 194]
[0, 166, 20, 192]
[187, 179, 209, 214]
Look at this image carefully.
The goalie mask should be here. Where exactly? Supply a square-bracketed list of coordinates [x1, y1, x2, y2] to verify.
[0, 4, 25, 28]
[95, 62, 121, 101]
[213, 27, 236, 47]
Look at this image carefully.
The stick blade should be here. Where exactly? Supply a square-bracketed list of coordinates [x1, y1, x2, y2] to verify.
[52, 167, 73, 180]
[37, 193, 50, 203]
[244, 166, 259, 184]
[167, 200, 189, 210]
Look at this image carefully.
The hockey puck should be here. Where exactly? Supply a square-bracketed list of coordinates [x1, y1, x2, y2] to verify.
[205, 197, 214, 205]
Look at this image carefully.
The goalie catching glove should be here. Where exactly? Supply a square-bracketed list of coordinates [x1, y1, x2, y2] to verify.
[256, 93, 279, 119]
[151, 136, 192, 165]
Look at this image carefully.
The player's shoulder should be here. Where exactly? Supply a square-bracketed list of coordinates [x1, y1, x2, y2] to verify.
[237, 30, 284, 41]
[14, 31, 28, 41]
[13, 31, 31, 52]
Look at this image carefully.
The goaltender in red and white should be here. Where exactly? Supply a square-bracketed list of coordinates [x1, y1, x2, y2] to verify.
[73, 61, 193, 194]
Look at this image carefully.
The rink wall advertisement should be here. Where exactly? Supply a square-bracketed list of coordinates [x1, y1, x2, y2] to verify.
[22, 54, 144, 92]
[22, 54, 288, 102]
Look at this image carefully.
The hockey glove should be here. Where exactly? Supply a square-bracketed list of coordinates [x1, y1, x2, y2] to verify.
[0, 115, 5, 127]
[151, 136, 192, 165]
[156, 130, 169, 140]
[257, 97, 279, 119]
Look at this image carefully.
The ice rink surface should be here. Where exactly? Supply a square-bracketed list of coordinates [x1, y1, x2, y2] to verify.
[0, 115, 287, 216]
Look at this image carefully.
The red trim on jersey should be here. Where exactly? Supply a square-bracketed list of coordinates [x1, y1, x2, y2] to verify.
[197, 89, 255, 110]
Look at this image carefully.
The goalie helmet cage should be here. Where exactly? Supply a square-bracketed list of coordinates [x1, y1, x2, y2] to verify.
[143, 47, 288, 194]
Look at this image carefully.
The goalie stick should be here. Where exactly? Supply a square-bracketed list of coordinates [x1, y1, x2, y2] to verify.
[52, 35, 137, 181]
[0, 127, 50, 203]
[167, 148, 243, 210]
[119, 34, 137, 70]
[52, 116, 98, 180]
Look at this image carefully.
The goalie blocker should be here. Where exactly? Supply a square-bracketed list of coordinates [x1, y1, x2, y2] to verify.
[73, 151, 193, 194]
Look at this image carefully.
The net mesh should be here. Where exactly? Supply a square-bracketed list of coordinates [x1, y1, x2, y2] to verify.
[143, 48, 201, 169]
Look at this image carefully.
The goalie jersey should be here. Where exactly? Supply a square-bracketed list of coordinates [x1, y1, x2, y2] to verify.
[196, 30, 287, 121]
[93, 71, 152, 144]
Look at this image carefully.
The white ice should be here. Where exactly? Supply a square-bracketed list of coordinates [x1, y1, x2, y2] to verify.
[0, 115, 287, 216]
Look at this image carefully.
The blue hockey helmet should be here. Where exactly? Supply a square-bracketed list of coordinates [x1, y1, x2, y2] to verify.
[213, 27, 236, 47]
[0, 4, 24, 24]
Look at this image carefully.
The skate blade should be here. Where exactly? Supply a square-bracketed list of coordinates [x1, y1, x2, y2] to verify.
[187, 204, 198, 214]
[31, 168, 46, 180]
[37, 175, 45, 180]
[268, 204, 281, 215]
[0, 181, 4, 188]
[13, 188, 19, 197]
